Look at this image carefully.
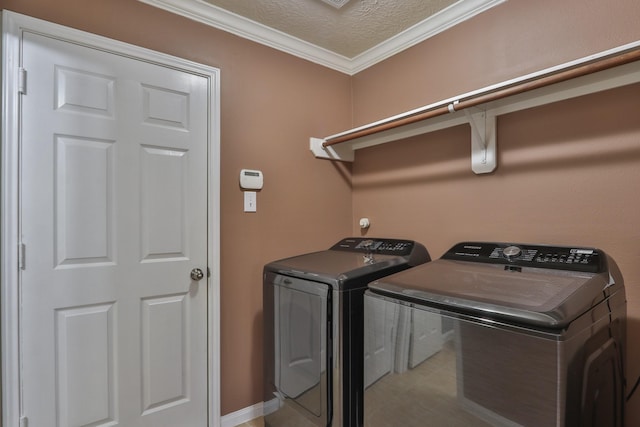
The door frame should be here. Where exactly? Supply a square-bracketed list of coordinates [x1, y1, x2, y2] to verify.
[0, 11, 221, 426]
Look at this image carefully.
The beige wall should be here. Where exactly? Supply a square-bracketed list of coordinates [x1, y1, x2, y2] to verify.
[351, 0, 640, 425]
[352, 0, 640, 125]
[0, 0, 353, 415]
[3, 0, 640, 423]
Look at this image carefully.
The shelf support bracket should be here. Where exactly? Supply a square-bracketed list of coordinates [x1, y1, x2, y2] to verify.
[464, 108, 497, 174]
[310, 137, 354, 162]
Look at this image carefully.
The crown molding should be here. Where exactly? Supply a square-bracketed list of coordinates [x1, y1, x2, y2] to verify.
[350, 0, 506, 74]
[139, 0, 505, 75]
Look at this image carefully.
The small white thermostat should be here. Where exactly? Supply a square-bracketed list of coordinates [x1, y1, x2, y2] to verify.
[239, 169, 263, 190]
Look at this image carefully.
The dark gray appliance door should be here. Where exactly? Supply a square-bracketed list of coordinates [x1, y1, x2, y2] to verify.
[364, 291, 564, 427]
[266, 274, 330, 427]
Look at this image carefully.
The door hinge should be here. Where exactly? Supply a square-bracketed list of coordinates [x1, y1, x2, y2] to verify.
[207, 267, 211, 278]
[18, 242, 26, 270]
[18, 67, 27, 94]
[20, 416, 28, 427]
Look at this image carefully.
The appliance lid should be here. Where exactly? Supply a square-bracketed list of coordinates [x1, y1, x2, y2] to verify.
[368, 242, 617, 329]
[265, 250, 411, 288]
[264, 237, 430, 289]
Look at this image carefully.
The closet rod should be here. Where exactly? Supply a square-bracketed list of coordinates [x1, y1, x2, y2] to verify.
[322, 46, 640, 148]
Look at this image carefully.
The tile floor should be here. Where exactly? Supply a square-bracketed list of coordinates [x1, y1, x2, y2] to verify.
[236, 340, 494, 427]
[236, 417, 264, 427]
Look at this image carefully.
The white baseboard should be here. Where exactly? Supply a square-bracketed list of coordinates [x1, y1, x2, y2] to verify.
[220, 401, 264, 427]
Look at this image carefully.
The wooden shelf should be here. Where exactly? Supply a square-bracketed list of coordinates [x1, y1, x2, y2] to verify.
[310, 41, 640, 174]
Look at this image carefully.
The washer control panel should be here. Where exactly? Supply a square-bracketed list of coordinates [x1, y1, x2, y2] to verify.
[442, 242, 603, 273]
[330, 237, 416, 256]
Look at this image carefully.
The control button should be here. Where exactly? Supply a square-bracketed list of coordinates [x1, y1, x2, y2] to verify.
[503, 245, 522, 260]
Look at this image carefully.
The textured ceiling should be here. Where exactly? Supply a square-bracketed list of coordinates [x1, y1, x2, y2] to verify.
[203, 0, 458, 58]
[140, 0, 505, 74]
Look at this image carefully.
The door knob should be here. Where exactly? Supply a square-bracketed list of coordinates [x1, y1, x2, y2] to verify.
[190, 268, 204, 281]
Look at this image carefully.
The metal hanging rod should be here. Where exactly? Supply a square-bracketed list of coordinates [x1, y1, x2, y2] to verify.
[321, 43, 640, 148]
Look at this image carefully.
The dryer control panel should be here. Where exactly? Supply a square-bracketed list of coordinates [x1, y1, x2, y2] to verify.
[442, 241, 604, 273]
[330, 237, 417, 256]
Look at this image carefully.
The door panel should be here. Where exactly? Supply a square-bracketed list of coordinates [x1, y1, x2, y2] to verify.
[54, 65, 116, 117]
[409, 309, 444, 368]
[364, 293, 398, 387]
[277, 285, 326, 401]
[20, 31, 208, 426]
[55, 303, 116, 426]
[272, 277, 329, 421]
[140, 146, 188, 260]
[141, 294, 190, 413]
[55, 136, 116, 267]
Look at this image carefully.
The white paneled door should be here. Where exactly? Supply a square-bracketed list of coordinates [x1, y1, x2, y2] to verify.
[364, 294, 397, 388]
[19, 30, 209, 426]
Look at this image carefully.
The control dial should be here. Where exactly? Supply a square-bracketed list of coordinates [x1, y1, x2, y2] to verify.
[502, 245, 522, 261]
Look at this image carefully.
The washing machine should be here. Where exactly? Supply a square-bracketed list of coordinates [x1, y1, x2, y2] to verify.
[364, 241, 626, 427]
[263, 237, 430, 427]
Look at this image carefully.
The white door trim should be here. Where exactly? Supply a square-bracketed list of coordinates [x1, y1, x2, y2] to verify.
[0, 11, 221, 427]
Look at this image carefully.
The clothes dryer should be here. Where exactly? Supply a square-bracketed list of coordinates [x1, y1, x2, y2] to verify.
[263, 237, 430, 427]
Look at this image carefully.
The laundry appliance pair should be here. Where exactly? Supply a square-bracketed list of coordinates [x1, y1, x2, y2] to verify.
[263, 238, 626, 427]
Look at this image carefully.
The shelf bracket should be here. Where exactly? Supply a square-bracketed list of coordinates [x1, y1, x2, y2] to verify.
[310, 137, 355, 162]
[463, 107, 497, 174]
